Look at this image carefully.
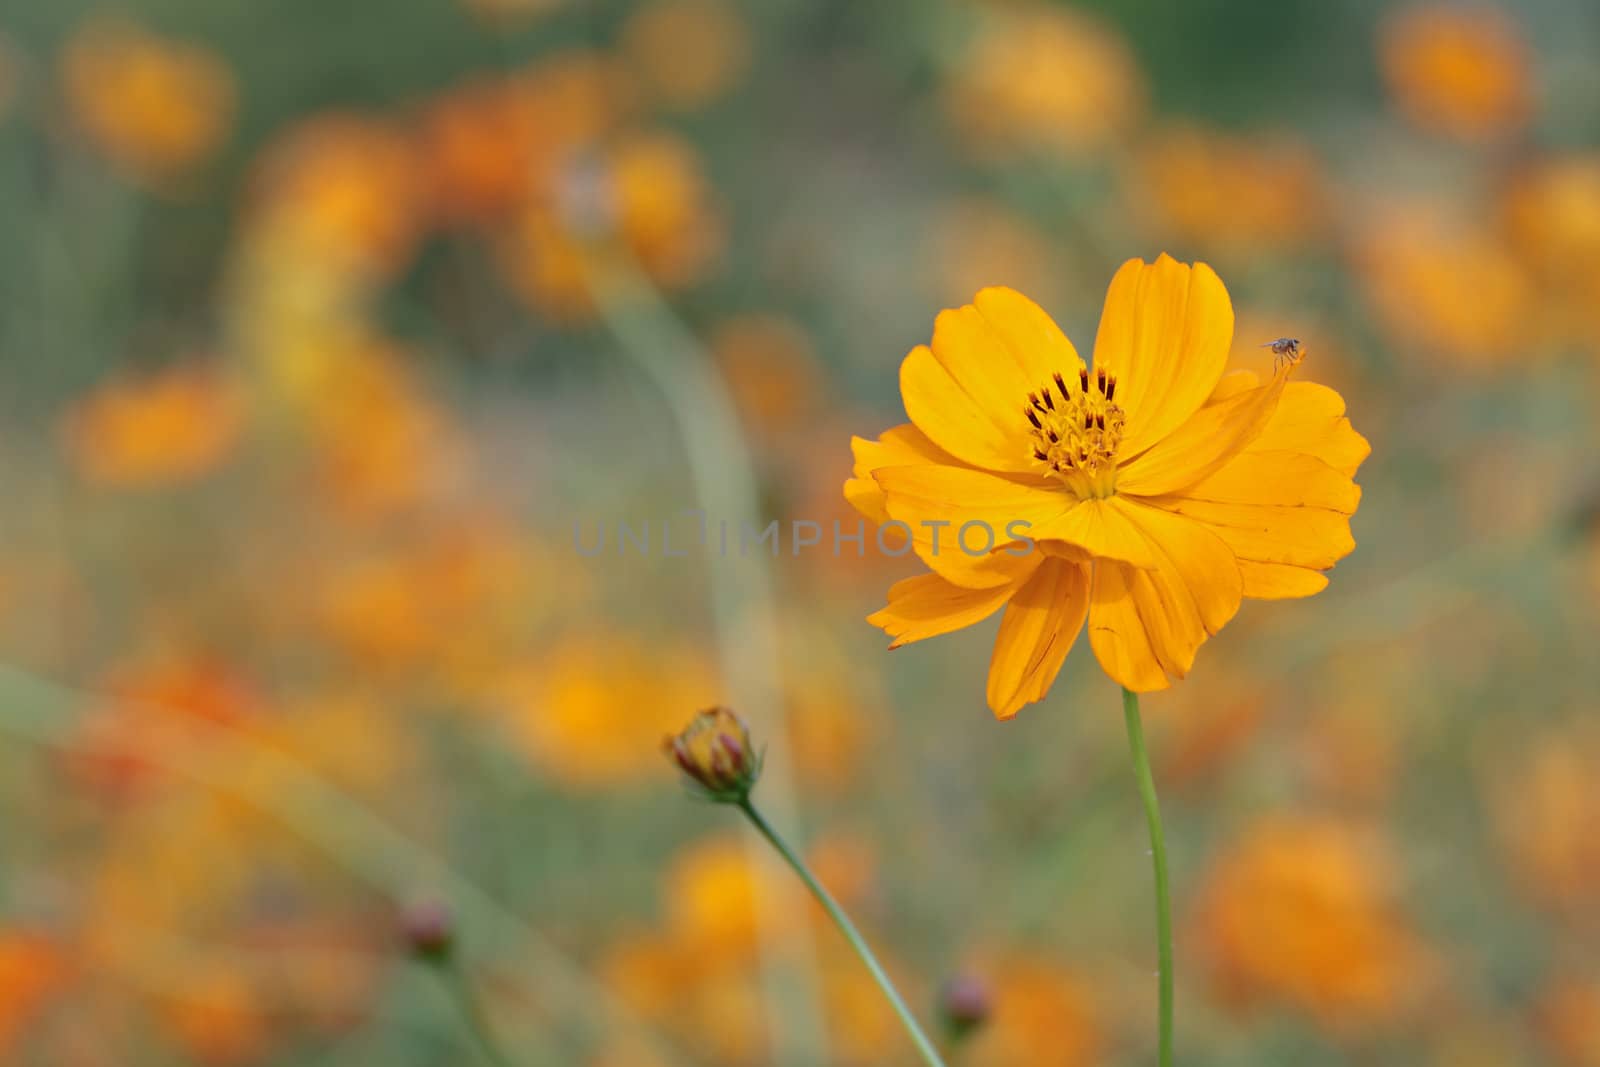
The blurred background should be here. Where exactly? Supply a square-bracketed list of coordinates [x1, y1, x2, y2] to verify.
[1, 0, 1598, 1064]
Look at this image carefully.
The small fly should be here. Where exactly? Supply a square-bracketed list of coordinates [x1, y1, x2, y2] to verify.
[1260, 337, 1302, 369]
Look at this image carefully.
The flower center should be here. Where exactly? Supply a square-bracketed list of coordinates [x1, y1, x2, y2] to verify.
[1024, 367, 1126, 498]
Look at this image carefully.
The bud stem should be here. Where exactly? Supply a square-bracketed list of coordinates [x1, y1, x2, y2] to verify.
[1122, 687, 1173, 1067]
[737, 799, 949, 1067]
[422, 953, 516, 1067]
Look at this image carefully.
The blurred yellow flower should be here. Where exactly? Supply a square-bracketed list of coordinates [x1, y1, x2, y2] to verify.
[1379, 4, 1532, 141]
[947, 4, 1144, 157]
[622, 0, 750, 112]
[847, 256, 1368, 716]
[1193, 816, 1427, 1029]
[62, 16, 234, 184]
[664, 834, 760, 964]
[62, 364, 245, 488]
[1133, 125, 1327, 254]
[500, 635, 714, 788]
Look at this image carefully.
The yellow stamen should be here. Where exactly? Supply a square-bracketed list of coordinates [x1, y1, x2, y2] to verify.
[1024, 368, 1125, 498]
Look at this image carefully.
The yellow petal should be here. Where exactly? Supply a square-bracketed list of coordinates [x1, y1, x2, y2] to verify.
[1087, 563, 1169, 693]
[1208, 369, 1260, 402]
[986, 558, 1090, 719]
[1245, 382, 1371, 478]
[1179, 451, 1362, 513]
[1091, 255, 1234, 456]
[1120, 500, 1243, 636]
[900, 289, 1084, 474]
[1237, 561, 1330, 599]
[1154, 496, 1355, 570]
[1115, 355, 1294, 496]
[868, 570, 1022, 649]
[1040, 496, 1162, 570]
[874, 463, 1073, 587]
[844, 424, 963, 525]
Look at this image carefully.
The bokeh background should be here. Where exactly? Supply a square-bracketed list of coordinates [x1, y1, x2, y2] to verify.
[1, 0, 1598, 1064]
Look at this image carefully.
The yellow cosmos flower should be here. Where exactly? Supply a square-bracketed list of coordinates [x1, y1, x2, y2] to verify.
[845, 254, 1368, 717]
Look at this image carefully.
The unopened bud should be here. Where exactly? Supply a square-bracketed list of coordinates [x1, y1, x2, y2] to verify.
[938, 973, 992, 1041]
[400, 899, 454, 962]
[664, 706, 762, 803]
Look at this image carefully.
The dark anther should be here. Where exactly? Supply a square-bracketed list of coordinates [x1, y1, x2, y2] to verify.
[1096, 414, 1106, 430]
[1079, 367, 1090, 393]
[1105, 377, 1116, 402]
[1096, 368, 1107, 394]
[1042, 388, 1055, 410]
[1047, 429, 1059, 442]
[1054, 372, 1071, 401]
[1026, 407, 1042, 429]
[1034, 448, 1049, 461]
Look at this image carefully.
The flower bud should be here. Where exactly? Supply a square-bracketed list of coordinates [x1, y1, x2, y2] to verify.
[399, 898, 454, 962]
[664, 706, 761, 803]
[938, 972, 992, 1041]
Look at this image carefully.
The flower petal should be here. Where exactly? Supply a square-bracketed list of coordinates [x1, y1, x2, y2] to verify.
[844, 424, 965, 525]
[1236, 561, 1330, 599]
[1152, 496, 1356, 571]
[1041, 496, 1163, 570]
[1115, 356, 1295, 497]
[868, 570, 1023, 649]
[986, 558, 1090, 719]
[1091, 255, 1234, 456]
[1120, 500, 1244, 637]
[1245, 382, 1371, 478]
[900, 289, 1084, 473]
[1087, 563, 1168, 693]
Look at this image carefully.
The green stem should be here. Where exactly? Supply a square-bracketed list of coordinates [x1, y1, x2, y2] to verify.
[427, 957, 516, 1067]
[738, 800, 948, 1067]
[1122, 688, 1174, 1067]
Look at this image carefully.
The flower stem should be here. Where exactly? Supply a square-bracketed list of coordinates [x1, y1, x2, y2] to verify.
[426, 955, 516, 1067]
[1122, 688, 1173, 1067]
[737, 799, 949, 1067]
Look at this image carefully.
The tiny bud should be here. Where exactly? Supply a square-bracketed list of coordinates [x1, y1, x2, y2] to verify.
[664, 706, 762, 803]
[938, 973, 992, 1041]
[400, 898, 454, 962]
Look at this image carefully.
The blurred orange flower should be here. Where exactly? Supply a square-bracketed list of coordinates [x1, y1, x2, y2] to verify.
[158, 964, 270, 1066]
[500, 131, 721, 320]
[63, 364, 245, 488]
[1379, 4, 1532, 141]
[712, 313, 827, 440]
[622, 0, 750, 112]
[245, 115, 424, 282]
[1133, 125, 1327, 254]
[1492, 724, 1600, 918]
[1353, 204, 1534, 369]
[62, 16, 234, 184]
[1501, 155, 1600, 350]
[947, 4, 1144, 157]
[419, 76, 544, 228]
[0, 931, 67, 1055]
[1193, 816, 1428, 1029]
[927, 197, 1070, 312]
[847, 256, 1367, 715]
[965, 954, 1101, 1067]
[1537, 975, 1600, 1067]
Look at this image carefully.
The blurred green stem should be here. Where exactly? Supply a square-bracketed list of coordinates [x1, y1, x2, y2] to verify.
[737, 800, 949, 1067]
[425, 956, 515, 1067]
[1122, 688, 1173, 1067]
